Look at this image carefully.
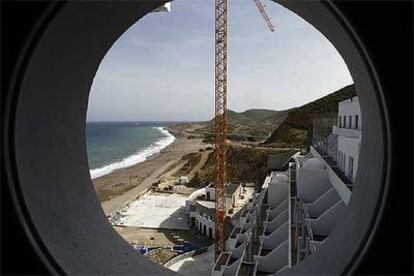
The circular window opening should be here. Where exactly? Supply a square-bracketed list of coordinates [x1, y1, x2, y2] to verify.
[86, 0, 370, 275]
[8, 1, 389, 275]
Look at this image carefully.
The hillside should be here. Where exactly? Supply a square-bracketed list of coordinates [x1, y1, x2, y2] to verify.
[189, 145, 296, 189]
[202, 109, 288, 141]
[264, 84, 356, 147]
[167, 84, 357, 188]
[170, 109, 288, 142]
[169, 84, 356, 147]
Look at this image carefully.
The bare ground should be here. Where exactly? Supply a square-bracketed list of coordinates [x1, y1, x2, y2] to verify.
[113, 227, 212, 248]
[92, 137, 209, 214]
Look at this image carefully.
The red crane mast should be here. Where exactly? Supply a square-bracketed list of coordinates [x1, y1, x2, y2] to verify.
[214, 0, 274, 260]
[214, 0, 228, 259]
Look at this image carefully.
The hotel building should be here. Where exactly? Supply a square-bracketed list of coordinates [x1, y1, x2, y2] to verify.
[211, 97, 362, 275]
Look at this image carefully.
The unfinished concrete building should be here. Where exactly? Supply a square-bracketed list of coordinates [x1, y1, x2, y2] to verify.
[212, 97, 361, 275]
[186, 182, 255, 239]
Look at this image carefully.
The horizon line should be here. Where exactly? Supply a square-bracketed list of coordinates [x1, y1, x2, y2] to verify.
[86, 83, 355, 123]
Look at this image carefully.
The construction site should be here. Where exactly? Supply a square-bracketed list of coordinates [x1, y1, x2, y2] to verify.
[5, 0, 409, 274]
[99, 1, 360, 275]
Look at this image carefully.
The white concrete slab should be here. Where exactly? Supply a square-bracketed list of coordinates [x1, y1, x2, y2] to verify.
[115, 192, 189, 230]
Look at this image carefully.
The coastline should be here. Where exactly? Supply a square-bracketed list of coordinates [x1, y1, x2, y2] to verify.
[93, 136, 207, 215]
[90, 126, 175, 179]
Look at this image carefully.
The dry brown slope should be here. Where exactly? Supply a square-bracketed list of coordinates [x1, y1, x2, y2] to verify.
[264, 84, 356, 147]
[189, 145, 296, 189]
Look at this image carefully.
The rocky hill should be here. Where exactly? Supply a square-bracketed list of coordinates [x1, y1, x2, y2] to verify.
[169, 84, 356, 148]
[169, 109, 288, 142]
[170, 84, 357, 188]
[201, 109, 288, 142]
[263, 84, 356, 147]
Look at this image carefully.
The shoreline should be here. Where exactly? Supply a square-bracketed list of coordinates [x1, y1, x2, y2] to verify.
[90, 126, 175, 179]
[93, 136, 208, 215]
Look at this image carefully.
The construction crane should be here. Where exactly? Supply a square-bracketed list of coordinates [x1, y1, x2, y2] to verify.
[214, 0, 228, 259]
[214, 0, 275, 259]
[253, 0, 276, 32]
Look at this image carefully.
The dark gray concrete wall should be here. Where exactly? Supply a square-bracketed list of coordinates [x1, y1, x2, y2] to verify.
[7, 0, 389, 275]
[13, 1, 175, 274]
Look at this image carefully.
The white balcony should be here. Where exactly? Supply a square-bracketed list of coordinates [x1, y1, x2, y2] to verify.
[212, 252, 231, 276]
[303, 187, 341, 218]
[239, 207, 257, 225]
[306, 200, 346, 239]
[254, 240, 289, 275]
[264, 208, 288, 234]
[223, 252, 244, 276]
[267, 198, 288, 221]
[212, 244, 247, 276]
[310, 146, 352, 204]
[228, 226, 242, 249]
[259, 221, 288, 255]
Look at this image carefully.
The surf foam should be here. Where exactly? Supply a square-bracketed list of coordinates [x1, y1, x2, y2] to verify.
[90, 127, 175, 179]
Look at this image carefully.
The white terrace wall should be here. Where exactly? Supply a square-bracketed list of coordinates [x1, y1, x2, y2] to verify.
[304, 187, 341, 218]
[308, 200, 346, 236]
[268, 174, 289, 209]
[296, 168, 331, 203]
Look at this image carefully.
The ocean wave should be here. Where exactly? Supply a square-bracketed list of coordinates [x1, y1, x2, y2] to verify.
[89, 127, 175, 179]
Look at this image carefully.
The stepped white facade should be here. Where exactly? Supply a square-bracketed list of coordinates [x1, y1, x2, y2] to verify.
[211, 97, 361, 275]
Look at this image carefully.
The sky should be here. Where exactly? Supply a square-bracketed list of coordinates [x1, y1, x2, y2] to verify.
[86, 0, 353, 122]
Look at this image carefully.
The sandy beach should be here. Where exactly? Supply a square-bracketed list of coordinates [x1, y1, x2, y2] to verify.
[92, 137, 208, 215]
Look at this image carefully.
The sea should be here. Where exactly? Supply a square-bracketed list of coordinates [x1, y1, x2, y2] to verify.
[86, 121, 176, 179]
